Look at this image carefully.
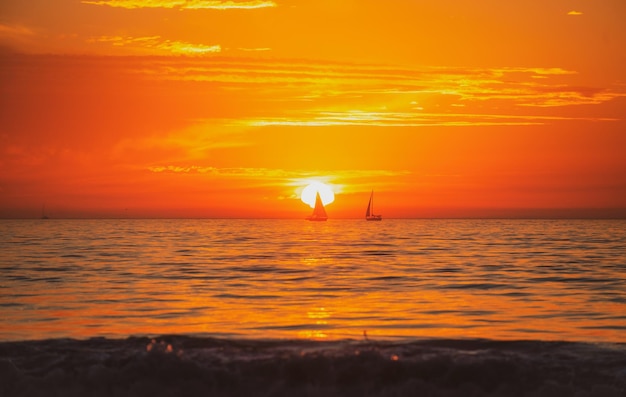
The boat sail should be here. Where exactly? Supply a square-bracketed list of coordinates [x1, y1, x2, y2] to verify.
[306, 191, 328, 221]
[365, 190, 382, 221]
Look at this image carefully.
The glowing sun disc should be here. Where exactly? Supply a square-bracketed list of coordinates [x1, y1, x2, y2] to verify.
[301, 182, 335, 208]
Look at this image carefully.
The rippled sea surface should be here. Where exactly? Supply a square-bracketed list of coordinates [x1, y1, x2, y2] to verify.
[1, 219, 625, 342]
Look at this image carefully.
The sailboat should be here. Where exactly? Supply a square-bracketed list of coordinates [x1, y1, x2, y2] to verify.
[306, 191, 328, 221]
[41, 204, 49, 219]
[365, 190, 382, 221]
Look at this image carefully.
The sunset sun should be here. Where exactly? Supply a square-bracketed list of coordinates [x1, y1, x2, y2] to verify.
[300, 182, 335, 208]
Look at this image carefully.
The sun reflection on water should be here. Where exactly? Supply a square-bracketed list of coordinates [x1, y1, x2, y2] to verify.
[1, 219, 625, 342]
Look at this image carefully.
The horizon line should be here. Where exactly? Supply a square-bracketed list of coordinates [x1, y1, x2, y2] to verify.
[3, 216, 626, 221]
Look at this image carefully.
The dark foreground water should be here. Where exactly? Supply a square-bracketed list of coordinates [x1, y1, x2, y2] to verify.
[2, 336, 625, 397]
[1, 219, 625, 395]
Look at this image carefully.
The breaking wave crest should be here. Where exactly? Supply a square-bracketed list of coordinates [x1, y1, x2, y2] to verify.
[1, 336, 625, 397]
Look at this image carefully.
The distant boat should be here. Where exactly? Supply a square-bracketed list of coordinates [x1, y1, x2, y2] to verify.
[41, 204, 49, 219]
[365, 190, 382, 221]
[306, 191, 328, 221]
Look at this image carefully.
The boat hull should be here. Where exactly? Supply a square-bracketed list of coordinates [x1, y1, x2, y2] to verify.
[366, 216, 382, 221]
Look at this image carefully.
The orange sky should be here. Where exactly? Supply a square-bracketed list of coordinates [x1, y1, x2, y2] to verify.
[1, 0, 625, 218]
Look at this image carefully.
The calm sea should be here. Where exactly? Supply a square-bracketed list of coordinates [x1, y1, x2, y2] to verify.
[1, 219, 625, 343]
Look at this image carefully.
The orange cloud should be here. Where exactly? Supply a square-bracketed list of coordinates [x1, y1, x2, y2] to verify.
[143, 165, 411, 202]
[146, 165, 408, 179]
[244, 111, 620, 128]
[0, 23, 38, 50]
[112, 122, 251, 164]
[567, 11, 583, 16]
[129, 57, 625, 126]
[82, 0, 277, 9]
[89, 35, 221, 55]
[0, 23, 35, 38]
[236, 47, 272, 52]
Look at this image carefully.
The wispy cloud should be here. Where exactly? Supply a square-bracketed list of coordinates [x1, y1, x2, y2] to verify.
[236, 47, 272, 52]
[147, 165, 409, 178]
[144, 165, 412, 199]
[113, 122, 250, 162]
[126, 57, 625, 126]
[183, 0, 277, 9]
[0, 23, 35, 38]
[21, 53, 622, 132]
[0, 23, 38, 50]
[147, 165, 292, 176]
[138, 60, 603, 107]
[82, 0, 277, 10]
[89, 35, 221, 55]
[567, 11, 583, 16]
[145, 165, 410, 195]
[245, 111, 619, 128]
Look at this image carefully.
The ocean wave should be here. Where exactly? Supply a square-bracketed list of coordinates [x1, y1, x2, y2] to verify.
[1, 336, 624, 397]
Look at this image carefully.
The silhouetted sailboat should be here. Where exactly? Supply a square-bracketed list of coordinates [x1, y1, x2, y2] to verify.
[306, 191, 328, 221]
[365, 190, 382, 221]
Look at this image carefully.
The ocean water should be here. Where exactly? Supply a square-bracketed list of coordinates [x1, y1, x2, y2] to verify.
[1, 219, 625, 396]
[2, 218, 625, 342]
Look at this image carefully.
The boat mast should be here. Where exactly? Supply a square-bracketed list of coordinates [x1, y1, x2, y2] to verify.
[365, 190, 382, 221]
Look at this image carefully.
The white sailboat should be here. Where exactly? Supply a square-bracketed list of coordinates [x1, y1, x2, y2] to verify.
[306, 191, 328, 221]
[365, 190, 382, 221]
